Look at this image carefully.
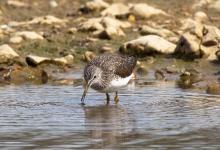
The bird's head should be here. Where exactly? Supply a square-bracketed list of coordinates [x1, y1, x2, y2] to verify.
[81, 65, 102, 105]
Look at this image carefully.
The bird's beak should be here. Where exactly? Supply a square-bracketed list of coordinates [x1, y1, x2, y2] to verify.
[81, 80, 92, 105]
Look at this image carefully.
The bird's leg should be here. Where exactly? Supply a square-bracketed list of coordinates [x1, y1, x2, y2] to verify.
[114, 91, 119, 104]
[106, 93, 110, 104]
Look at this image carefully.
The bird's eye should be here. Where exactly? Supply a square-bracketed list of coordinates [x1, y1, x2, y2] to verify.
[94, 75, 97, 79]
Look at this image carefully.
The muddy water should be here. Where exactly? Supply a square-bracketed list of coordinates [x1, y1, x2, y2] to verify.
[0, 72, 220, 149]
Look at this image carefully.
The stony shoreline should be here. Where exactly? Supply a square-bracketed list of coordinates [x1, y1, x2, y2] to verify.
[0, 0, 220, 94]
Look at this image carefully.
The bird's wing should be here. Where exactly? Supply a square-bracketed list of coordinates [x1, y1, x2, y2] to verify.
[92, 55, 137, 78]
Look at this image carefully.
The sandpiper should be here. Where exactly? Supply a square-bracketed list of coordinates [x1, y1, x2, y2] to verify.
[81, 54, 137, 105]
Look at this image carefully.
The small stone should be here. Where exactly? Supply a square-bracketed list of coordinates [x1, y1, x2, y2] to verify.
[68, 27, 77, 34]
[49, 0, 58, 8]
[207, 83, 220, 95]
[52, 54, 74, 65]
[128, 15, 136, 22]
[155, 69, 165, 80]
[83, 51, 96, 62]
[100, 46, 114, 53]
[136, 65, 148, 75]
[9, 36, 23, 44]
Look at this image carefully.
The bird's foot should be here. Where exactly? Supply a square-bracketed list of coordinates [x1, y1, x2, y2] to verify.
[106, 93, 110, 105]
[114, 95, 119, 104]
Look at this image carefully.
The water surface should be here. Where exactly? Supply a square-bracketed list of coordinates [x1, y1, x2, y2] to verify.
[0, 74, 220, 149]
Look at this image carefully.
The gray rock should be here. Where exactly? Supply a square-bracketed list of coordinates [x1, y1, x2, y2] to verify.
[130, 3, 168, 19]
[120, 35, 176, 55]
[101, 3, 130, 17]
[0, 44, 19, 64]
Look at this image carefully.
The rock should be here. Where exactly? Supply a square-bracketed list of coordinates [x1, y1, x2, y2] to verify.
[202, 25, 220, 47]
[180, 19, 204, 36]
[9, 36, 23, 44]
[216, 50, 220, 61]
[177, 69, 203, 88]
[101, 16, 131, 29]
[140, 25, 176, 38]
[26, 55, 51, 66]
[128, 14, 136, 22]
[52, 54, 74, 65]
[26, 54, 74, 66]
[130, 3, 168, 19]
[79, 17, 131, 39]
[120, 35, 176, 55]
[99, 46, 114, 53]
[52, 79, 74, 85]
[82, 0, 109, 12]
[41, 70, 48, 84]
[164, 65, 179, 74]
[206, 82, 220, 94]
[68, 27, 77, 34]
[208, 0, 220, 12]
[101, 3, 130, 17]
[7, 0, 29, 8]
[15, 31, 44, 40]
[8, 15, 66, 27]
[194, 11, 208, 23]
[79, 18, 103, 31]
[0, 67, 13, 82]
[0, 44, 19, 64]
[192, 0, 214, 10]
[49, 0, 58, 8]
[155, 69, 165, 80]
[136, 65, 148, 75]
[176, 24, 220, 60]
[174, 32, 202, 58]
[83, 51, 96, 62]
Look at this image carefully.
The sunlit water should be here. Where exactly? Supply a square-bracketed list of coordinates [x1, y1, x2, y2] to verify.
[0, 74, 220, 149]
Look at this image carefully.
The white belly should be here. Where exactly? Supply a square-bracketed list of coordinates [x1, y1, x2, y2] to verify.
[101, 74, 133, 93]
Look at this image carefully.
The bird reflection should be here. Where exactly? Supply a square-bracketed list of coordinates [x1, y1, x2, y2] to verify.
[83, 104, 134, 148]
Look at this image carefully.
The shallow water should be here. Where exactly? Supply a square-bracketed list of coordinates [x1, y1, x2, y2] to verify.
[0, 72, 220, 149]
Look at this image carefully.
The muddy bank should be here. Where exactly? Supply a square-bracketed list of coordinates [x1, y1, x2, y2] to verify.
[0, 0, 220, 94]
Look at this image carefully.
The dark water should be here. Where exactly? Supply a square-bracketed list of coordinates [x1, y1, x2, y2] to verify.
[0, 74, 220, 149]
